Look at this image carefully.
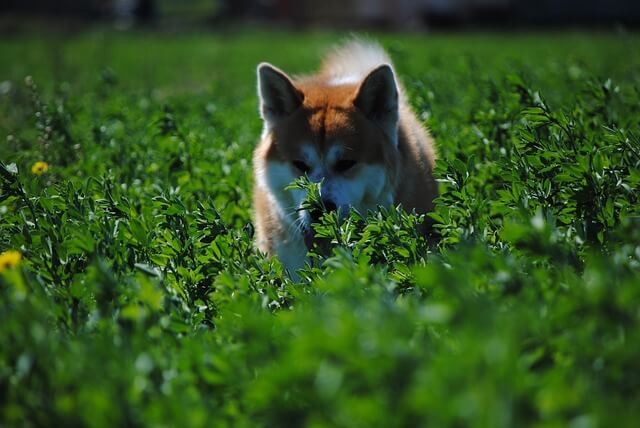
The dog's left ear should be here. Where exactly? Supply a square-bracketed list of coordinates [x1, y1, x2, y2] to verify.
[257, 63, 303, 127]
[354, 64, 399, 139]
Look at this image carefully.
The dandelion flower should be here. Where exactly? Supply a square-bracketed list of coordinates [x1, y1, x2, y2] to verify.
[31, 161, 49, 175]
[0, 250, 22, 272]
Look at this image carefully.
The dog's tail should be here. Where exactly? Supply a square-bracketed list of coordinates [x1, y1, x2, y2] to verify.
[320, 38, 394, 83]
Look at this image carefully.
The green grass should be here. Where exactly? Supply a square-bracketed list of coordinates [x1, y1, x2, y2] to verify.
[1, 29, 640, 427]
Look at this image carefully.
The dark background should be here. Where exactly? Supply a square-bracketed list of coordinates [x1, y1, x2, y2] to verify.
[1, 0, 640, 31]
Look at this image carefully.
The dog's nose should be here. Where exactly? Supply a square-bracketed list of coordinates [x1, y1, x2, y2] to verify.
[322, 198, 337, 212]
[310, 209, 322, 223]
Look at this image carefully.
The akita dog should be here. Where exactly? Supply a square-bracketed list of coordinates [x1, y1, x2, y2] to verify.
[253, 40, 437, 274]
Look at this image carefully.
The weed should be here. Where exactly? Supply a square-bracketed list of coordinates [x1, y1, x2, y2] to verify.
[1, 31, 639, 427]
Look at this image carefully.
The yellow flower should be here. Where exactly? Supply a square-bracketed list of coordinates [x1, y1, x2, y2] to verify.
[0, 250, 22, 272]
[31, 161, 49, 175]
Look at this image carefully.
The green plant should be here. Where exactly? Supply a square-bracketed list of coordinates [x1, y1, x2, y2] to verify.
[1, 30, 639, 427]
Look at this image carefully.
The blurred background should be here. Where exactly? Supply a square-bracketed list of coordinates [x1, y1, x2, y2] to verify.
[1, 0, 639, 32]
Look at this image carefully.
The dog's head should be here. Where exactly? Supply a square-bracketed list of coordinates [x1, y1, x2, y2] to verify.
[255, 63, 400, 248]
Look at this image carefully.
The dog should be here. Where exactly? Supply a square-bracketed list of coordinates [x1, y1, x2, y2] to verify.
[252, 40, 437, 275]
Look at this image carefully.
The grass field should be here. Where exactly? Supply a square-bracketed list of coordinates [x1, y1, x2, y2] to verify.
[1, 29, 640, 426]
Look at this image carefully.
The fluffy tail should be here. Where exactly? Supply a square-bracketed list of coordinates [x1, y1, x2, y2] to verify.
[320, 38, 394, 82]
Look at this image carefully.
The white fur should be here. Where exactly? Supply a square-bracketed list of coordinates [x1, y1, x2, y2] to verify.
[274, 233, 307, 278]
[258, 160, 308, 277]
[321, 40, 393, 82]
[261, 143, 393, 275]
[328, 75, 360, 86]
[261, 161, 302, 223]
[322, 165, 392, 216]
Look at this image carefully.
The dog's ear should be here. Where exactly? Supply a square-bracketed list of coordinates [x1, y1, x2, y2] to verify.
[257, 63, 303, 127]
[354, 64, 399, 139]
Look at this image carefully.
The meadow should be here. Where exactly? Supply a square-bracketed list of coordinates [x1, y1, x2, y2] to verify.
[1, 29, 640, 426]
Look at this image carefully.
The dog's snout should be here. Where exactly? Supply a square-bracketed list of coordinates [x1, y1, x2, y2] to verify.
[322, 198, 337, 212]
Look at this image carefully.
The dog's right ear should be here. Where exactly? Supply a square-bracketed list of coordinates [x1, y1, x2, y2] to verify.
[354, 64, 399, 141]
[257, 63, 303, 127]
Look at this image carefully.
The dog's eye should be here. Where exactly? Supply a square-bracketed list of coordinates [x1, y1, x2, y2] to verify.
[292, 160, 310, 174]
[335, 159, 357, 173]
